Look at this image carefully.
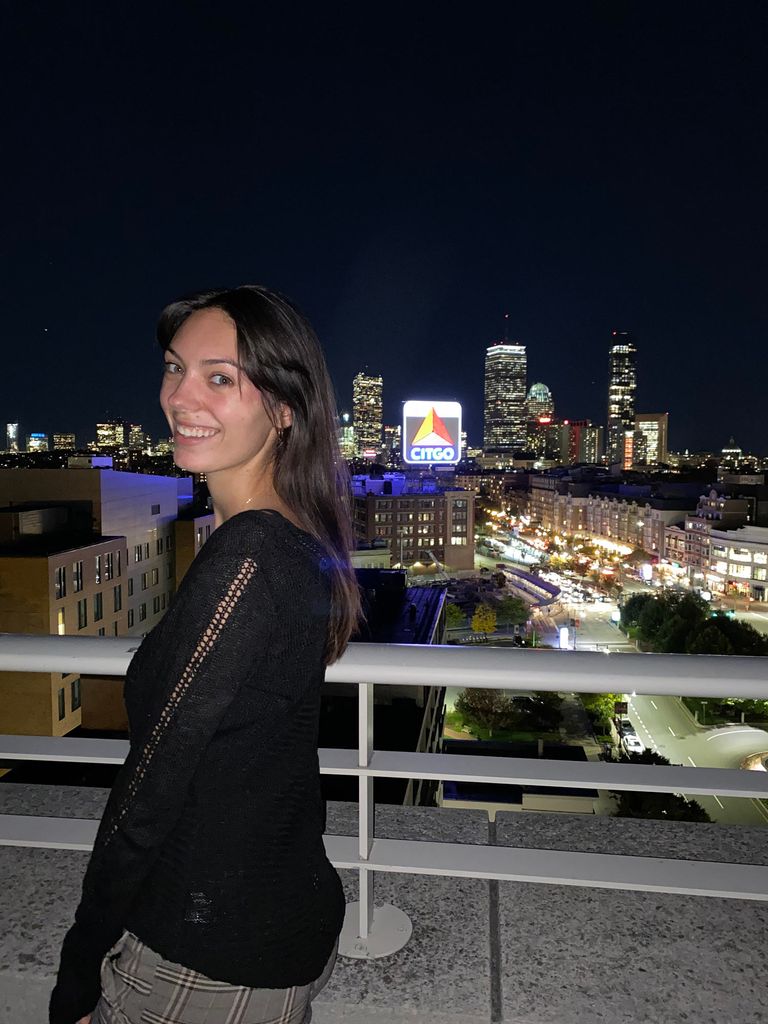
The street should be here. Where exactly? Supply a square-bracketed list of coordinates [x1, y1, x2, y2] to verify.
[627, 694, 768, 825]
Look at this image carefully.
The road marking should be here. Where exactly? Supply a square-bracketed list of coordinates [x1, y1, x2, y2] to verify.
[714, 796, 724, 809]
[650, 700, 658, 710]
[668, 726, 675, 736]
[706, 729, 757, 741]
[687, 757, 697, 767]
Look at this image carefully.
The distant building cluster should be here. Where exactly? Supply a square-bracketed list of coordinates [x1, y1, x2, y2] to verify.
[336, 325, 681, 477]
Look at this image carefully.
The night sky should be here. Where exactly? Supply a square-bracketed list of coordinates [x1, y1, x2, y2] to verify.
[2, 3, 767, 454]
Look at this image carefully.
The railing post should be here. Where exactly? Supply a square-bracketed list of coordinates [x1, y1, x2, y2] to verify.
[338, 682, 413, 959]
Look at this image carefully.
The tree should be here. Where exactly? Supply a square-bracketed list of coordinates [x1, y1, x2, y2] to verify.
[518, 691, 564, 731]
[613, 750, 712, 822]
[454, 688, 515, 737]
[686, 622, 734, 655]
[445, 603, 466, 630]
[580, 692, 623, 731]
[471, 603, 497, 634]
[620, 593, 652, 633]
[637, 597, 668, 645]
[699, 615, 768, 656]
[497, 594, 529, 627]
[653, 594, 708, 653]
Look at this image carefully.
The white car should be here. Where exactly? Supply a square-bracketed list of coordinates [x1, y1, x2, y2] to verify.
[622, 734, 645, 755]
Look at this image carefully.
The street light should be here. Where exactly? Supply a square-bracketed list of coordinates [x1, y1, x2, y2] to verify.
[700, 700, 708, 725]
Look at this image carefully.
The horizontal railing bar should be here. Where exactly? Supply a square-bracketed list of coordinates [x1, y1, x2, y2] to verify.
[1, 634, 767, 699]
[3, 740, 768, 799]
[337, 837, 768, 902]
[3, 817, 765, 901]
[0, 735, 129, 763]
[0, 814, 97, 850]
[356, 750, 768, 800]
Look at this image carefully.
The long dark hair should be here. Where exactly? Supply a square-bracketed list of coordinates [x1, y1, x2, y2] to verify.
[156, 284, 361, 664]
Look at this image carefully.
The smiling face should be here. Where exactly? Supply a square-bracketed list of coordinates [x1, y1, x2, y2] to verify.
[159, 307, 288, 477]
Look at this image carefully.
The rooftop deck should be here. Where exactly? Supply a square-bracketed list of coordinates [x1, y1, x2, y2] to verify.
[1, 637, 768, 1022]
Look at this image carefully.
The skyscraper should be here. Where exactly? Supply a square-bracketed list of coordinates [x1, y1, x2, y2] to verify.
[96, 420, 126, 447]
[6, 423, 19, 452]
[128, 424, 145, 450]
[606, 332, 637, 464]
[26, 433, 49, 452]
[634, 413, 669, 466]
[352, 372, 383, 457]
[52, 433, 77, 450]
[525, 382, 555, 420]
[483, 339, 527, 455]
[337, 412, 356, 461]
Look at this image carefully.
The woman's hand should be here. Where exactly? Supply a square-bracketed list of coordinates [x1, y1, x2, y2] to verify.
[76, 1015, 92, 1024]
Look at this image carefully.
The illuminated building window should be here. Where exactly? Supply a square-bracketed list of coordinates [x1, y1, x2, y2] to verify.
[54, 566, 66, 599]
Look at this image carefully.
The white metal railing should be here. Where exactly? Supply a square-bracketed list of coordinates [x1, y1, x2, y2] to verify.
[2, 635, 768, 958]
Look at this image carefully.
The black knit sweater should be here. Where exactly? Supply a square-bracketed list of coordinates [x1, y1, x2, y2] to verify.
[50, 510, 346, 1024]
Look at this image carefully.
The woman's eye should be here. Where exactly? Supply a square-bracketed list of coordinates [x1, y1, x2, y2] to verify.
[163, 362, 182, 375]
[211, 374, 233, 386]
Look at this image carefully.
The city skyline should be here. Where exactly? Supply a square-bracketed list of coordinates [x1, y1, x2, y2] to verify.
[4, 322, 762, 459]
[2, 7, 766, 454]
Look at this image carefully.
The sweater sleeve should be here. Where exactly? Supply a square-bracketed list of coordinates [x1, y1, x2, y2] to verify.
[49, 545, 274, 1024]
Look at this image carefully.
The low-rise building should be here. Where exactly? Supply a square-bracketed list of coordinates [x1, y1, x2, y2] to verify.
[0, 505, 127, 735]
[706, 525, 768, 603]
[352, 474, 474, 571]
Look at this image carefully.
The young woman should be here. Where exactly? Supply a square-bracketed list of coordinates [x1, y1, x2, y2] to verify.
[50, 285, 361, 1024]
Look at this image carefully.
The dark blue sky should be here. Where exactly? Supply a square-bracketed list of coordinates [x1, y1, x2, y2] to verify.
[2, 2, 766, 453]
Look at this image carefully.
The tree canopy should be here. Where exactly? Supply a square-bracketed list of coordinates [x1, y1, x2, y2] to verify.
[613, 750, 712, 822]
[619, 591, 768, 656]
[496, 594, 529, 626]
[445, 602, 466, 630]
[471, 603, 497, 634]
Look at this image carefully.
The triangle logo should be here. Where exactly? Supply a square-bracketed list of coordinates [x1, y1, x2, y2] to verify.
[412, 407, 454, 447]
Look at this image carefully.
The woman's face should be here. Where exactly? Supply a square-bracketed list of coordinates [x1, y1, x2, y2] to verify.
[160, 307, 288, 476]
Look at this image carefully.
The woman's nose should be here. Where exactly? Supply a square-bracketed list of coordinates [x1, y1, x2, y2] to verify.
[166, 374, 200, 410]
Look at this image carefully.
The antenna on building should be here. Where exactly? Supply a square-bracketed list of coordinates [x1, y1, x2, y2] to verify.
[503, 312, 510, 342]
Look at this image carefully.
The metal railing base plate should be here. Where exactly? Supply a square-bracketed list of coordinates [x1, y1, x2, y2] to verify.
[339, 902, 413, 958]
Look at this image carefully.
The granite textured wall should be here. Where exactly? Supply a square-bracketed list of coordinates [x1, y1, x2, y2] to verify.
[2, 785, 767, 1023]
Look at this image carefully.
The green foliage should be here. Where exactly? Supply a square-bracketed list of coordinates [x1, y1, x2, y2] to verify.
[496, 594, 529, 626]
[613, 750, 712, 822]
[445, 602, 466, 630]
[620, 592, 654, 631]
[471, 602, 497, 634]
[622, 591, 767, 656]
[454, 688, 515, 737]
[701, 614, 768, 656]
[454, 689, 564, 737]
[686, 622, 734, 655]
[580, 692, 623, 730]
[519, 691, 564, 731]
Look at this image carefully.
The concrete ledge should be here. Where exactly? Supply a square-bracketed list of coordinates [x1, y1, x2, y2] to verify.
[2, 788, 768, 1023]
[0, 788, 491, 1023]
[495, 812, 768, 1024]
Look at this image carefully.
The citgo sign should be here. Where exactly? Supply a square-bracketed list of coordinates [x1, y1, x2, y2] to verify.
[402, 400, 462, 465]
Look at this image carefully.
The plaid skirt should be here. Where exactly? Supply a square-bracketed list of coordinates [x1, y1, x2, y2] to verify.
[91, 930, 338, 1024]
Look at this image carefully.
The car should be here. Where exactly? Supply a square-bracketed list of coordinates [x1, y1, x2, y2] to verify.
[617, 718, 636, 737]
[622, 734, 645, 755]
